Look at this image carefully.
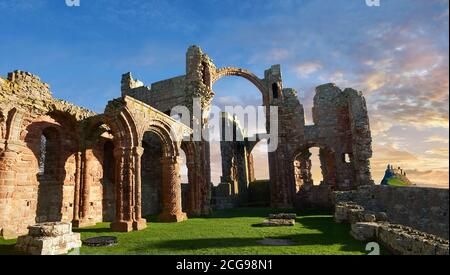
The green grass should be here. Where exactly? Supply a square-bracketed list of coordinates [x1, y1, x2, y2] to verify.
[0, 208, 373, 255]
[387, 178, 409, 186]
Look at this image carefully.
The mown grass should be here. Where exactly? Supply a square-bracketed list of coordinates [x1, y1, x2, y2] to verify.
[0, 208, 374, 255]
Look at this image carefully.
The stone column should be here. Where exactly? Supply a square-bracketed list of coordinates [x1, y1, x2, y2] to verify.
[110, 147, 133, 232]
[299, 149, 313, 187]
[247, 152, 256, 183]
[0, 143, 19, 239]
[158, 156, 187, 222]
[132, 146, 146, 230]
[269, 142, 294, 208]
[74, 149, 95, 227]
[186, 156, 201, 216]
[72, 152, 82, 225]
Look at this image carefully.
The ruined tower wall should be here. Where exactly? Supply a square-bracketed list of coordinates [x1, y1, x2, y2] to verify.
[271, 82, 373, 208]
[122, 74, 187, 114]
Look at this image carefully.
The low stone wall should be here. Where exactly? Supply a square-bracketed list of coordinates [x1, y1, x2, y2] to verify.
[335, 201, 449, 255]
[377, 223, 449, 255]
[334, 185, 449, 239]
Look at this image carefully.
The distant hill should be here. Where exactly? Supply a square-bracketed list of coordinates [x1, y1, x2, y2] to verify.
[381, 164, 414, 187]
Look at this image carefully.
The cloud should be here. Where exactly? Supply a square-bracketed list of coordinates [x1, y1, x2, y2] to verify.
[294, 62, 323, 78]
[424, 135, 449, 144]
[248, 48, 291, 65]
[425, 147, 449, 159]
[404, 169, 449, 187]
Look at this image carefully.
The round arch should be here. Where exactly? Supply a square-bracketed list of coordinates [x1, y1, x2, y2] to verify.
[292, 143, 337, 188]
[142, 119, 181, 158]
[212, 67, 268, 103]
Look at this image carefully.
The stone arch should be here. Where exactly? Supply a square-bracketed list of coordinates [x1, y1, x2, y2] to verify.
[19, 111, 80, 226]
[212, 67, 268, 102]
[5, 108, 25, 141]
[76, 106, 143, 230]
[142, 121, 179, 159]
[292, 143, 337, 190]
[139, 119, 187, 222]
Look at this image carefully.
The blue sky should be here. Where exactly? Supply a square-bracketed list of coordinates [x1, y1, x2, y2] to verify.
[0, 0, 448, 185]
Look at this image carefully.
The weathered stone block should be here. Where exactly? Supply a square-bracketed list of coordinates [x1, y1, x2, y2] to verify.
[259, 219, 295, 227]
[28, 222, 72, 237]
[15, 222, 81, 255]
[350, 222, 379, 241]
[363, 213, 376, 222]
[375, 212, 388, 222]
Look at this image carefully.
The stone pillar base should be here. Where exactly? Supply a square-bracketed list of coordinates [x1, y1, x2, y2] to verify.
[158, 212, 188, 223]
[110, 220, 134, 232]
[133, 219, 147, 231]
[72, 219, 97, 228]
[15, 222, 82, 255]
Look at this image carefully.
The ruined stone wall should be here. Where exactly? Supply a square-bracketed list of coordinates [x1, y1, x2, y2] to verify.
[122, 73, 187, 114]
[335, 185, 449, 239]
[247, 180, 270, 206]
[0, 71, 96, 238]
[83, 145, 105, 224]
[1, 69, 199, 237]
[276, 83, 373, 208]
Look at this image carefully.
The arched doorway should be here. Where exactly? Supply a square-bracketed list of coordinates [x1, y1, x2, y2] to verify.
[101, 140, 115, 222]
[293, 145, 337, 208]
[141, 131, 164, 217]
[36, 126, 63, 223]
[206, 69, 270, 206]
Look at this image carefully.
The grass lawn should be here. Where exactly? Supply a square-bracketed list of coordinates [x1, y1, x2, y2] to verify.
[387, 178, 409, 187]
[0, 208, 373, 255]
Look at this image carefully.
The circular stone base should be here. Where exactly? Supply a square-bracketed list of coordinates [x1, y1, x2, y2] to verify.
[82, 236, 118, 247]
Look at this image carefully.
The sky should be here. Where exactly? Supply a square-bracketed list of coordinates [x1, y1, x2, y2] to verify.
[0, 0, 448, 187]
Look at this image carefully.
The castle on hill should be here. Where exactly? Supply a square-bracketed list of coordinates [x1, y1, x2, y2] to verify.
[381, 164, 414, 186]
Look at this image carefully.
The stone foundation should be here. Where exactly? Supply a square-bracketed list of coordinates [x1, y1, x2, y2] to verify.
[15, 222, 82, 255]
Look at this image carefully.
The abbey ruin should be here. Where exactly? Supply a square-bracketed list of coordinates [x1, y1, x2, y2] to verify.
[0, 46, 374, 238]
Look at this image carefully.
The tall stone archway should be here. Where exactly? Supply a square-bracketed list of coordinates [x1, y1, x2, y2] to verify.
[292, 143, 337, 208]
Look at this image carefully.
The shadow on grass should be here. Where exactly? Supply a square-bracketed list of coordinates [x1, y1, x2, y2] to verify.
[197, 207, 332, 219]
[73, 227, 113, 234]
[132, 234, 365, 254]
